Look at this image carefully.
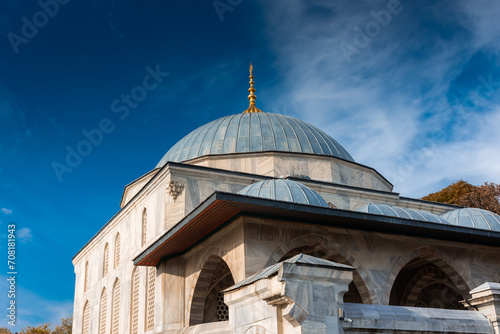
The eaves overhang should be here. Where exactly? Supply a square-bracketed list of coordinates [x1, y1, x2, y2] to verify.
[133, 192, 500, 267]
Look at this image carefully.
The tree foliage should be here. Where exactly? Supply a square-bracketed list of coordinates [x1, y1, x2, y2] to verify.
[20, 323, 52, 334]
[8, 315, 72, 334]
[52, 316, 72, 334]
[422, 180, 500, 214]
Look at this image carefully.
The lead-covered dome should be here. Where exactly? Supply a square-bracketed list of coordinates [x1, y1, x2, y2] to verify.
[238, 179, 329, 208]
[156, 112, 353, 168]
[357, 203, 449, 224]
[441, 208, 500, 232]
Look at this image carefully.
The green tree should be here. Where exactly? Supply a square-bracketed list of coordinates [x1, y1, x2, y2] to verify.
[52, 315, 72, 334]
[422, 180, 500, 214]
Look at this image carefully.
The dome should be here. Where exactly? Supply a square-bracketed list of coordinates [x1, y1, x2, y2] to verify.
[357, 203, 449, 224]
[237, 179, 329, 208]
[156, 112, 353, 168]
[441, 208, 500, 232]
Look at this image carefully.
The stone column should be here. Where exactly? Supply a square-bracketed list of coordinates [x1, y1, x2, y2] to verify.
[273, 260, 354, 334]
[160, 257, 185, 331]
[465, 282, 500, 334]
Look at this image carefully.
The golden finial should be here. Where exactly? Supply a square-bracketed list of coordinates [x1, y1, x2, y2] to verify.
[244, 63, 262, 113]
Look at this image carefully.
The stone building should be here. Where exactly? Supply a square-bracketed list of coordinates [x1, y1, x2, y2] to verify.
[72, 67, 500, 334]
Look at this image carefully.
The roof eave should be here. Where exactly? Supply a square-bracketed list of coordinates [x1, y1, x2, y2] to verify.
[133, 192, 500, 267]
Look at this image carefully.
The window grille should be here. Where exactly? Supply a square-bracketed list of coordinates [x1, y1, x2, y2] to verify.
[99, 289, 107, 334]
[84, 261, 89, 292]
[111, 280, 120, 334]
[216, 292, 229, 321]
[142, 209, 147, 247]
[82, 302, 90, 334]
[114, 234, 121, 269]
[145, 267, 156, 331]
[131, 269, 140, 334]
[103, 243, 109, 277]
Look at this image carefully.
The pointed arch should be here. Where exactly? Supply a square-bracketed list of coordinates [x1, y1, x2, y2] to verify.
[142, 208, 148, 247]
[494, 268, 500, 283]
[84, 261, 89, 292]
[194, 245, 240, 284]
[130, 268, 140, 334]
[82, 300, 90, 334]
[114, 233, 121, 269]
[111, 278, 121, 334]
[145, 267, 156, 331]
[103, 243, 110, 277]
[189, 255, 235, 325]
[384, 247, 473, 305]
[265, 233, 376, 304]
[99, 288, 108, 334]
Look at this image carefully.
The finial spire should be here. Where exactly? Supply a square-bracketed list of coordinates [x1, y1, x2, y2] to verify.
[244, 63, 262, 113]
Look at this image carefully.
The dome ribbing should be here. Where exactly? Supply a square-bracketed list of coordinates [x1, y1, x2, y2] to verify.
[156, 112, 353, 168]
[441, 208, 500, 232]
[237, 179, 329, 208]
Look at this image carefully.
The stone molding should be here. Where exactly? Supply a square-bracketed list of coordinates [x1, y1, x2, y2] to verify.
[224, 255, 353, 334]
[166, 181, 185, 201]
[169, 166, 263, 185]
[464, 282, 500, 334]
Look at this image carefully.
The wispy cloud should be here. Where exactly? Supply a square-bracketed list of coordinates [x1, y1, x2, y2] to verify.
[1, 207, 12, 214]
[0, 275, 73, 329]
[260, 0, 500, 197]
[17, 227, 33, 243]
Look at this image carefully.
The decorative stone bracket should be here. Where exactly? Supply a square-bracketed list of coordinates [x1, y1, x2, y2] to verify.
[224, 254, 354, 334]
[167, 181, 184, 201]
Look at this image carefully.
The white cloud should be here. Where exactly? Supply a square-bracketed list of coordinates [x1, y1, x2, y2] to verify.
[17, 227, 33, 243]
[0, 275, 73, 329]
[260, 0, 500, 198]
[1, 207, 12, 214]
[459, 0, 500, 50]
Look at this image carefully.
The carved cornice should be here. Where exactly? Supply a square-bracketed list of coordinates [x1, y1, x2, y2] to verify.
[169, 166, 264, 185]
[310, 185, 398, 204]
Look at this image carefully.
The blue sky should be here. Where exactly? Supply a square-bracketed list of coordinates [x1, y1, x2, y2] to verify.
[0, 0, 499, 329]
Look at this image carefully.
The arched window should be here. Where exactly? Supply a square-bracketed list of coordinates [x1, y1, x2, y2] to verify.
[142, 208, 147, 247]
[82, 301, 90, 334]
[389, 259, 467, 309]
[190, 256, 234, 325]
[130, 268, 140, 334]
[99, 288, 107, 334]
[145, 267, 156, 331]
[103, 243, 109, 277]
[84, 261, 89, 292]
[114, 233, 121, 269]
[111, 279, 120, 334]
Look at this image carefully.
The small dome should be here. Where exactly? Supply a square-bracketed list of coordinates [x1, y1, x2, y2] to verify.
[441, 208, 500, 232]
[156, 112, 353, 168]
[238, 179, 329, 208]
[357, 203, 449, 224]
